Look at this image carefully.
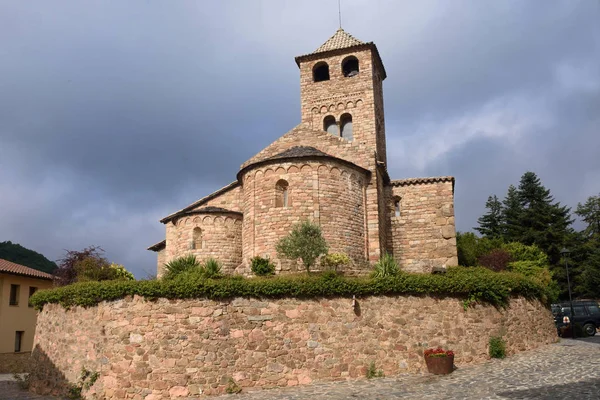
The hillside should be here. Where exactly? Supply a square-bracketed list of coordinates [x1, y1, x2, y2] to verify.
[0, 241, 57, 274]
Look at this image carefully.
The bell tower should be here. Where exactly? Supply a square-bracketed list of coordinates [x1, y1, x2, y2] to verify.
[295, 29, 388, 164]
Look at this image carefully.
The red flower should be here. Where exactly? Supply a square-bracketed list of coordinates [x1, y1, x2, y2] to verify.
[424, 347, 454, 358]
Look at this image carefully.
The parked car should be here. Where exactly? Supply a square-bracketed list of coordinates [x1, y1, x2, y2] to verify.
[551, 300, 600, 336]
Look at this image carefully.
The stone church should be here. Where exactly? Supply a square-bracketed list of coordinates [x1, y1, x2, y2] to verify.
[148, 29, 458, 276]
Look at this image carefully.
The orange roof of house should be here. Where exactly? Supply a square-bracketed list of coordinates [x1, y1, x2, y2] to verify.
[0, 258, 54, 280]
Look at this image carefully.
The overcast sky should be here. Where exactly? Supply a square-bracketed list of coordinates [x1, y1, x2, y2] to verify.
[1, 1, 598, 277]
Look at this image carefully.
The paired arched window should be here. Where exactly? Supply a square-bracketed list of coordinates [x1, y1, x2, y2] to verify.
[340, 114, 353, 140]
[342, 56, 359, 77]
[323, 114, 352, 141]
[275, 179, 289, 208]
[313, 62, 330, 82]
[323, 115, 338, 136]
[191, 227, 203, 249]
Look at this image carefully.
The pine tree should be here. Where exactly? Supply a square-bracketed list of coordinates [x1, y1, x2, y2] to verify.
[501, 185, 522, 242]
[575, 193, 600, 238]
[475, 195, 503, 238]
[516, 172, 573, 265]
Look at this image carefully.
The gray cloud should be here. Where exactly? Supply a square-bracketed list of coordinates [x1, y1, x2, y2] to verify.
[1, 1, 598, 276]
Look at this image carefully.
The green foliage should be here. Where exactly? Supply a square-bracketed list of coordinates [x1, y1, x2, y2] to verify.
[366, 362, 384, 379]
[109, 263, 135, 281]
[478, 249, 512, 272]
[225, 378, 242, 394]
[202, 258, 222, 279]
[276, 220, 328, 272]
[372, 253, 400, 278]
[30, 266, 549, 311]
[488, 336, 506, 359]
[67, 367, 99, 399]
[163, 254, 201, 279]
[503, 242, 548, 267]
[321, 252, 351, 271]
[576, 193, 600, 238]
[250, 256, 275, 276]
[456, 232, 503, 267]
[0, 241, 57, 274]
[475, 195, 503, 238]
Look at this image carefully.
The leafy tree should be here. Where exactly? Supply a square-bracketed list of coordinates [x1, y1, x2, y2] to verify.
[53, 246, 134, 286]
[478, 249, 512, 272]
[276, 220, 328, 273]
[501, 185, 522, 242]
[0, 241, 57, 273]
[576, 193, 600, 238]
[456, 232, 503, 267]
[475, 195, 503, 238]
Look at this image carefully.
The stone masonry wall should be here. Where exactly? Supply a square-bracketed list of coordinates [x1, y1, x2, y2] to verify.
[390, 181, 458, 272]
[194, 185, 242, 213]
[162, 213, 242, 277]
[241, 159, 368, 273]
[29, 295, 557, 399]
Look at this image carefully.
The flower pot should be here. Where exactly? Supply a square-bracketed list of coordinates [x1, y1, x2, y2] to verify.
[424, 355, 454, 375]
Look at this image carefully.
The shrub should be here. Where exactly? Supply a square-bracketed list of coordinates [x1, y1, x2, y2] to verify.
[30, 266, 550, 311]
[108, 263, 135, 281]
[53, 246, 106, 286]
[163, 255, 201, 279]
[321, 252, 351, 272]
[372, 253, 400, 278]
[488, 336, 506, 359]
[478, 249, 512, 272]
[202, 258, 222, 279]
[250, 256, 275, 276]
[276, 220, 328, 273]
[366, 362, 384, 379]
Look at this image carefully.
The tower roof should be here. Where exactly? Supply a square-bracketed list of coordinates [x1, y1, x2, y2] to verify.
[295, 29, 386, 79]
[312, 28, 364, 54]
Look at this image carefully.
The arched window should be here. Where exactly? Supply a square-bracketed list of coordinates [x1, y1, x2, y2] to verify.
[191, 227, 203, 249]
[394, 198, 401, 217]
[342, 56, 359, 77]
[340, 114, 353, 140]
[313, 62, 330, 82]
[323, 115, 338, 136]
[275, 179, 289, 208]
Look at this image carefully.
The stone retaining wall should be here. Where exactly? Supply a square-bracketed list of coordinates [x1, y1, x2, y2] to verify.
[0, 352, 31, 373]
[29, 295, 557, 399]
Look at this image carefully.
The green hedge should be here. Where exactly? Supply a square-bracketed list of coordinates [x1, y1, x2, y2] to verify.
[29, 267, 549, 310]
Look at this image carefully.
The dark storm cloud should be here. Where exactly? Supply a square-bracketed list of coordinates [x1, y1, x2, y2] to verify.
[1, 1, 598, 276]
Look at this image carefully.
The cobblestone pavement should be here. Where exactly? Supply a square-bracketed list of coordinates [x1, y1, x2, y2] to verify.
[1, 338, 599, 399]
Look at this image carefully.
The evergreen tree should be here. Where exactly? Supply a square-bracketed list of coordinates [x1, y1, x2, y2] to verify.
[501, 185, 522, 242]
[475, 195, 503, 238]
[0, 241, 57, 273]
[575, 193, 600, 238]
[516, 172, 573, 265]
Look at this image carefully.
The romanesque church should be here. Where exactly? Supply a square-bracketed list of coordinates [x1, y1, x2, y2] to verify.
[148, 29, 458, 276]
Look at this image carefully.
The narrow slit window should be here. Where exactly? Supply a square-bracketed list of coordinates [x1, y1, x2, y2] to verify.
[9, 284, 19, 306]
[323, 116, 338, 136]
[28, 287, 37, 307]
[275, 179, 289, 207]
[394, 199, 401, 217]
[15, 331, 24, 352]
[340, 114, 353, 140]
[192, 227, 203, 250]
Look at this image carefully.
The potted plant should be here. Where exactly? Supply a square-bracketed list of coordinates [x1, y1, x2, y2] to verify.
[424, 347, 454, 375]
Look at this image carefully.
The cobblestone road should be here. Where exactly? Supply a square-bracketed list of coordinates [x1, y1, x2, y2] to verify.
[2, 338, 599, 400]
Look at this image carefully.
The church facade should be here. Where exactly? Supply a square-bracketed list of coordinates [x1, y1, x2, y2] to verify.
[148, 29, 458, 276]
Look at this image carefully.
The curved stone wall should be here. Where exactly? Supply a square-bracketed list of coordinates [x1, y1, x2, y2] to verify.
[162, 212, 242, 276]
[29, 296, 557, 398]
[240, 159, 368, 272]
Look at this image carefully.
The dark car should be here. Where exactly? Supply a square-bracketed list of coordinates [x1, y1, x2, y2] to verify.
[551, 300, 600, 336]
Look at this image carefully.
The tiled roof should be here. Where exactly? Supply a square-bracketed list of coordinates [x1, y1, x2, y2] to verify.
[188, 206, 242, 214]
[312, 29, 364, 54]
[147, 240, 166, 252]
[266, 146, 330, 161]
[390, 176, 455, 186]
[0, 258, 54, 280]
[159, 181, 239, 224]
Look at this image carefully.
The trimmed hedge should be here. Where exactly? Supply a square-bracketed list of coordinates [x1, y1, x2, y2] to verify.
[29, 267, 549, 310]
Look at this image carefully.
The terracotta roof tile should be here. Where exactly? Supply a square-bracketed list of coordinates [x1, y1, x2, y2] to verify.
[147, 240, 166, 252]
[0, 258, 54, 280]
[390, 176, 455, 186]
[266, 146, 330, 161]
[312, 29, 364, 54]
